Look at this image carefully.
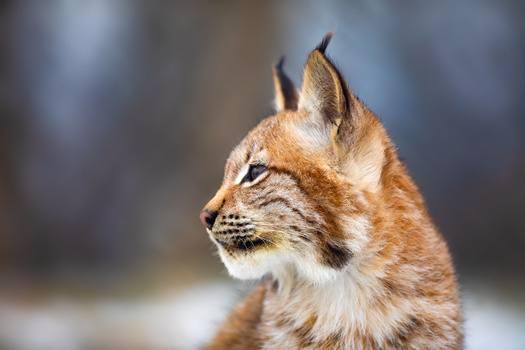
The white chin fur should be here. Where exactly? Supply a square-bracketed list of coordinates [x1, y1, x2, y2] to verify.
[218, 246, 342, 285]
[218, 248, 276, 280]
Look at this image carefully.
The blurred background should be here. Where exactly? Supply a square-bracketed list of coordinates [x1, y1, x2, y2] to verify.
[0, 1, 524, 349]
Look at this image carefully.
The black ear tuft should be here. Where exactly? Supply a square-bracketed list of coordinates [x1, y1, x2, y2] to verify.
[316, 31, 335, 54]
[275, 55, 285, 71]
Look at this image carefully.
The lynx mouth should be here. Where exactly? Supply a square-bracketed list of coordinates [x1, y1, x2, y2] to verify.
[215, 236, 268, 251]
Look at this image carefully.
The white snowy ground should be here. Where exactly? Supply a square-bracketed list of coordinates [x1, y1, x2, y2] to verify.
[0, 279, 523, 350]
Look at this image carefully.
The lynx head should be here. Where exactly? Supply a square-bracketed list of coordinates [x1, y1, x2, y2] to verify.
[200, 33, 394, 287]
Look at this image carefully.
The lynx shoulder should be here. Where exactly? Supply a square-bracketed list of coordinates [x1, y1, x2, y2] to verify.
[200, 32, 463, 350]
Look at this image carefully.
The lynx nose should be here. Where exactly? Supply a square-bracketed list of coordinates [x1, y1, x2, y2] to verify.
[200, 209, 218, 230]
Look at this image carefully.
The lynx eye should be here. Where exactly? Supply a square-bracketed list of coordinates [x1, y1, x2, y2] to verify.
[242, 164, 266, 183]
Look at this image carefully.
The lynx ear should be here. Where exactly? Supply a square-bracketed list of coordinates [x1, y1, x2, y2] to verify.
[299, 33, 385, 189]
[273, 56, 299, 112]
[299, 32, 351, 126]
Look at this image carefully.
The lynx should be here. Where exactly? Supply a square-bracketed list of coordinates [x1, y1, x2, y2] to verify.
[200, 33, 463, 349]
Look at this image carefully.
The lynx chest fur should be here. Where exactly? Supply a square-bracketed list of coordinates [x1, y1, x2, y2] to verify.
[200, 33, 463, 350]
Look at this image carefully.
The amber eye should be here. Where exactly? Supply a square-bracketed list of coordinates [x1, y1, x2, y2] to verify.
[242, 164, 266, 183]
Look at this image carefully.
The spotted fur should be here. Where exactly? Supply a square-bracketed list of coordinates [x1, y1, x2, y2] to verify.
[202, 33, 463, 349]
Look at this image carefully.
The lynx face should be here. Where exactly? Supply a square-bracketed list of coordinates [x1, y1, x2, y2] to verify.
[202, 116, 369, 284]
[201, 33, 386, 285]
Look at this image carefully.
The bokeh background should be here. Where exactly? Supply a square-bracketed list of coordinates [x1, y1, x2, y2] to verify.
[1, 1, 524, 349]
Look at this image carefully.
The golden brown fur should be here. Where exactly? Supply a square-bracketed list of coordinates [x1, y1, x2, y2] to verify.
[201, 33, 463, 349]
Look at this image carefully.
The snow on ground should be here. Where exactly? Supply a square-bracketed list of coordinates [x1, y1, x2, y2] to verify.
[463, 280, 525, 350]
[0, 281, 240, 350]
[0, 279, 523, 349]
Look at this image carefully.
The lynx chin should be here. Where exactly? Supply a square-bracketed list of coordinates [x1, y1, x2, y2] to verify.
[200, 32, 463, 350]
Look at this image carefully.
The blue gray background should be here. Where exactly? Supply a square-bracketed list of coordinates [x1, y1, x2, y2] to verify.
[0, 1, 523, 349]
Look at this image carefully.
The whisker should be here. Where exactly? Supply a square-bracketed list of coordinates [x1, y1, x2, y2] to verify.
[255, 222, 331, 236]
[261, 239, 272, 250]
[256, 222, 317, 230]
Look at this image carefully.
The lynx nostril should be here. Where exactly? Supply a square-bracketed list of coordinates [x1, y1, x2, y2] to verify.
[200, 209, 218, 230]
